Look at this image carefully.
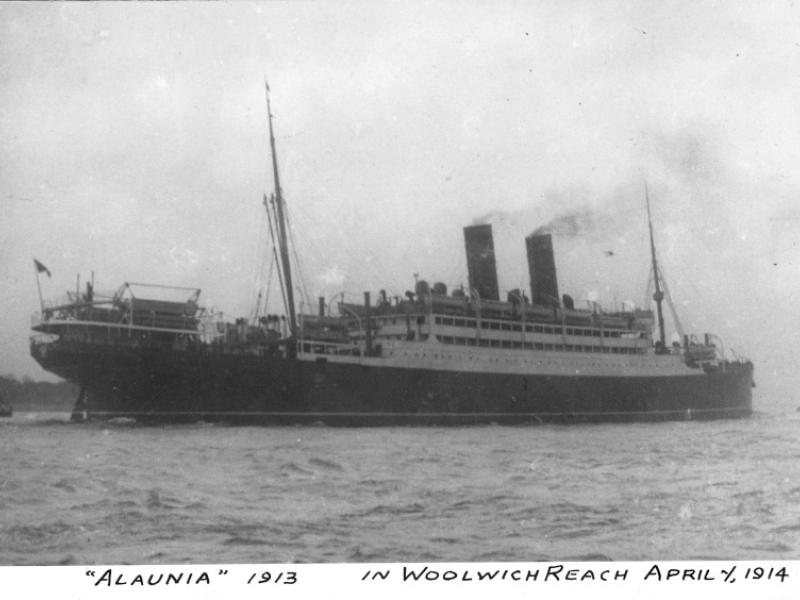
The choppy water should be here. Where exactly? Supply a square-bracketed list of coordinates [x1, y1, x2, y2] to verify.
[1, 405, 799, 565]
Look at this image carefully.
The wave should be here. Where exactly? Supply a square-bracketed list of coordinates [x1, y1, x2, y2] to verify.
[360, 502, 426, 517]
[278, 462, 317, 477]
[308, 457, 344, 470]
[3, 409, 799, 563]
[223, 536, 270, 546]
[562, 552, 614, 561]
[52, 479, 77, 493]
[146, 489, 184, 510]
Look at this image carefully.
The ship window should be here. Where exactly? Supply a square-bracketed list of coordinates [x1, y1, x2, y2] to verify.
[479, 339, 490, 347]
[435, 317, 442, 325]
[501, 340, 511, 348]
[466, 319, 475, 327]
[525, 324, 533, 333]
[535, 343, 544, 350]
[543, 326, 552, 334]
[491, 340, 500, 347]
[566, 328, 574, 335]
[454, 318, 465, 326]
[534, 325, 544, 333]
[512, 341, 522, 349]
[544, 343, 554, 350]
[512, 324, 521, 332]
[490, 322, 499, 330]
[524, 342, 533, 350]
[501, 323, 511, 331]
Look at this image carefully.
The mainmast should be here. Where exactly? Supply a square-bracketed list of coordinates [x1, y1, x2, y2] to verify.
[265, 81, 298, 340]
[645, 183, 667, 351]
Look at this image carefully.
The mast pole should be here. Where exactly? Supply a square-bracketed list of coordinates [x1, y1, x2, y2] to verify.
[264, 193, 289, 319]
[33, 261, 44, 314]
[645, 183, 667, 351]
[265, 80, 297, 341]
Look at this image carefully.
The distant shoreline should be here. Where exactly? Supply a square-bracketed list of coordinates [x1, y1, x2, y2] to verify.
[0, 376, 77, 412]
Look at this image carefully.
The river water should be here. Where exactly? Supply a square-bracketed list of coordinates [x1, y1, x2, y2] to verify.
[1, 403, 799, 565]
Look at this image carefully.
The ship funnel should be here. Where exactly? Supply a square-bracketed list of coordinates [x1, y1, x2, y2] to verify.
[525, 233, 560, 306]
[463, 224, 500, 301]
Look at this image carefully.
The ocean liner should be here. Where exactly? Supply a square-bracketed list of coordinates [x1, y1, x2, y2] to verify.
[29, 89, 753, 424]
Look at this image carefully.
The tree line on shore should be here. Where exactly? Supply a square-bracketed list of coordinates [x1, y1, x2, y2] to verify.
[0, 375, 77, 411]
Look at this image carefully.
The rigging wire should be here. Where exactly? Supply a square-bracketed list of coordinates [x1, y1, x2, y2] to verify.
[265, 193, 289, 318]
[659, 265, 686, 340]
[282, 198, 407, 299]
[283, 202, 313, 311]
[249, 204, 270, 322]
[644, 263, 686, 341]
[643, 264, 653, 310]
[263, 246, 275, 314]
[260, 248, 278, 318]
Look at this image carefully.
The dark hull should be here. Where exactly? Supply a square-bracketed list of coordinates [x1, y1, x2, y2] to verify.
[31, 341, 754, 425]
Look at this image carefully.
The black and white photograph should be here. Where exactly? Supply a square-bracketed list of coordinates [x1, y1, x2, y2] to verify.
[0, 0, 798, 582]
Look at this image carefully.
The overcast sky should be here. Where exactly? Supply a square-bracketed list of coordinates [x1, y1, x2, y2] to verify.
[1, 2, 799, 405]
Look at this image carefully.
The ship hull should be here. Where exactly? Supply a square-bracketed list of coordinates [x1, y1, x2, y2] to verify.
[31, 341, 753, 425]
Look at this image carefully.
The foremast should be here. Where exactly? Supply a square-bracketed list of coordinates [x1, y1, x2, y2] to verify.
[645, 184, 667, 352]
[265, 81, 298, 345]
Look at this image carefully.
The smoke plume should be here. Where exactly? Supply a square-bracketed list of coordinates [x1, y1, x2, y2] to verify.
[530, 204, 623, 241]
[532, 210, 596, 237]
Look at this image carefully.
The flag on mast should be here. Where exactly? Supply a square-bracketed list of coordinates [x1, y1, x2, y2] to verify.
[34, 258, 51, 277]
